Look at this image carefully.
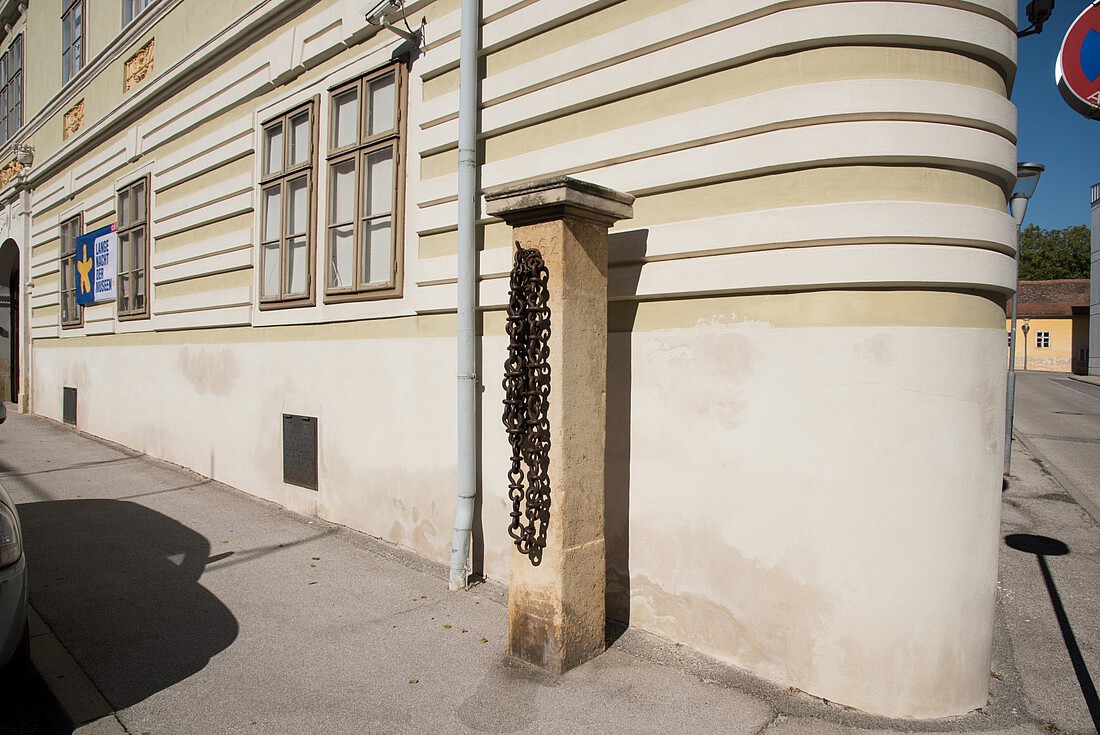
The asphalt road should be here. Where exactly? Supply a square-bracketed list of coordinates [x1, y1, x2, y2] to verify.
[1012, 372, 1100, 519]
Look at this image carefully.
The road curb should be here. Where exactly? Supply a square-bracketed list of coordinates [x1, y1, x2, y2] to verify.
[1014, 430, 1100, 528]
[1067, 373, 1100, 387]
[28, 606, 127, 735]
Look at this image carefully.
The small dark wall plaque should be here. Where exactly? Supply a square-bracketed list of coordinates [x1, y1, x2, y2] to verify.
[63, 387, 77, 426]
[282, 414, 318, 490]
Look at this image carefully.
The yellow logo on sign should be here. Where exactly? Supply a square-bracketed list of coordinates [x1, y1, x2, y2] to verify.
[77, 246, 93, 295]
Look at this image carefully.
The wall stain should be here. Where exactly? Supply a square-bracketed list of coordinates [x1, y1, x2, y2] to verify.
[853, 334, 892, 365]
[178, 346, 239, 396]
[628, 518, 834, 703]
[643, 325, 759, 432]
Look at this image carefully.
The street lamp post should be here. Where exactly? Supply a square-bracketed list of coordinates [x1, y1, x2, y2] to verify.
[1022, 320, 1031, 371]
[1004, 162, 1044, 475]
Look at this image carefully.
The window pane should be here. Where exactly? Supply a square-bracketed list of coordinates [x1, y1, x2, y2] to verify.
[74, 2, 82, 32]
[61, 223, 73, 256]
[287, 176, 308, 235]
[118, 233, 132, 270]
[133, 229, 146, 270]
[328, 226, 353, 288]
[264, 122, 283, 176]
[63, 17, 71, 48]
[364, 147, 393, 216]
[118, 274, 129, 310]
[332, 89, 358, 148]
[11, 79, 19, 128]
[286, 236, 308, 295]
[119, 190, 130, 226]
[74, 38, 82, 72]
[368, 73, 395, 136]
[362, 217, 391, 284]
[135, 270, 145, 310]
[133, 181, 146, 221]
[262, 186, 281, 242]
[289, 111, 310, 166]
[329, 158, 355, 224]
[261, 242, 279, 297]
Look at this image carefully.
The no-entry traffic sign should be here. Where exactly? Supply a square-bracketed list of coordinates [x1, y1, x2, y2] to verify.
[1056, 0, 1100, 118]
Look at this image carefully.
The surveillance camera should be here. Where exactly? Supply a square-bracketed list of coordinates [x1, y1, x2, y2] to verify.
[365, 0, 401, 24]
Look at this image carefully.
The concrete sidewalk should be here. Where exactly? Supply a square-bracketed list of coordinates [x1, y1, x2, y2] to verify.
[1, 411, 1097, 734]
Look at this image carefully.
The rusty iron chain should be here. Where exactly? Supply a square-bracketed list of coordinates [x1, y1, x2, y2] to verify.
[502, 243, 552, 566]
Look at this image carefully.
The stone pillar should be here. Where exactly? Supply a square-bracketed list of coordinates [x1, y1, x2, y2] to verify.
[484, 177, 633, 674]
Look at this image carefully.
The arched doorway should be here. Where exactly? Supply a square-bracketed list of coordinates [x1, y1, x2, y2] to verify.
[0, 238, 18, 403]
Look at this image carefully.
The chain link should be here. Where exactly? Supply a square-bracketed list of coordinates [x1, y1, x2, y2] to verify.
[502, 243, 552, 566]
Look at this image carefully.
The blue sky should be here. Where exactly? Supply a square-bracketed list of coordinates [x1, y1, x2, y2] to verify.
[1014, 0, 1100, 230]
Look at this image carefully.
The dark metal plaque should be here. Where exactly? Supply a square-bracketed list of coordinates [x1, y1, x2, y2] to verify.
[63, 387, 77, 426]
[282, 414, 318, 490]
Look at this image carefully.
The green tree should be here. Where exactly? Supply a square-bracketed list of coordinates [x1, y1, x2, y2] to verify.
[1018, 224, 1091, 280]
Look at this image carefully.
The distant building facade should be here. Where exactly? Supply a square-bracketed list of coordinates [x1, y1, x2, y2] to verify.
[1091, 184, 1100, 376]
[1008, 279, 1090, 373]
[1, 0, 1019, 720]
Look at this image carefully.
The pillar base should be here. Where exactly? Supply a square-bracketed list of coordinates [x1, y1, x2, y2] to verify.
[507, 539, 606, 674]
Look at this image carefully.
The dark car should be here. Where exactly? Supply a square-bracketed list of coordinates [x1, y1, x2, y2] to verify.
[0, 480, 27, 684]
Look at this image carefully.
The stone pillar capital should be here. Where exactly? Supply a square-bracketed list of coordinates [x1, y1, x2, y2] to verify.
[485, 176, 634, 228]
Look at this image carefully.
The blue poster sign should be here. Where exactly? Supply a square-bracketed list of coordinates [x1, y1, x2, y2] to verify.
[75, 224, 118, 306]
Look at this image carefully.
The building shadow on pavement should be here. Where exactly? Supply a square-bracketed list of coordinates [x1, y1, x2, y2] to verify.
[18, 499, 238, 710]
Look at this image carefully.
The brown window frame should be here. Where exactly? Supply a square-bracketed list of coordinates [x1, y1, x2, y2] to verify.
[324, 62, 406, 303]
[0, 34, 23, 146]
[258, 100, 317, 308]
[60, 214, 83, 329]
[62, 0, 85, 85]
[116, 176, 150, 320]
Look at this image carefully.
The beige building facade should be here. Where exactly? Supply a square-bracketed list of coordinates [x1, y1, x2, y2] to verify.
[1007, 280, 1090, 374]
[3, 0, 1019, 719]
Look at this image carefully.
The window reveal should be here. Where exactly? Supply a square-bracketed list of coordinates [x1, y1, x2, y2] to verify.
[0, 35, 23, 146]
[123, 0, 152, 26]
[62, 0, 85, 84]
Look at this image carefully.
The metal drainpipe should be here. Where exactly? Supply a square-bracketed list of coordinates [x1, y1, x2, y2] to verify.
[449, 0, 480, 591]
[18, 177, 31, 414]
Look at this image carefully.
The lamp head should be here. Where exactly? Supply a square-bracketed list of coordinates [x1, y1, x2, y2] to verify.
[1010, 162, 1045, 226]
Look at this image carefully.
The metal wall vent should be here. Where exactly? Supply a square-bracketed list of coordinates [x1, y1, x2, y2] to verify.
[282, 414, 318, 490]
[63, 387, 77, 426]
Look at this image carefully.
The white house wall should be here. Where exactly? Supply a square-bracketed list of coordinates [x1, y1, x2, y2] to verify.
[18, 0, 1018, 719]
